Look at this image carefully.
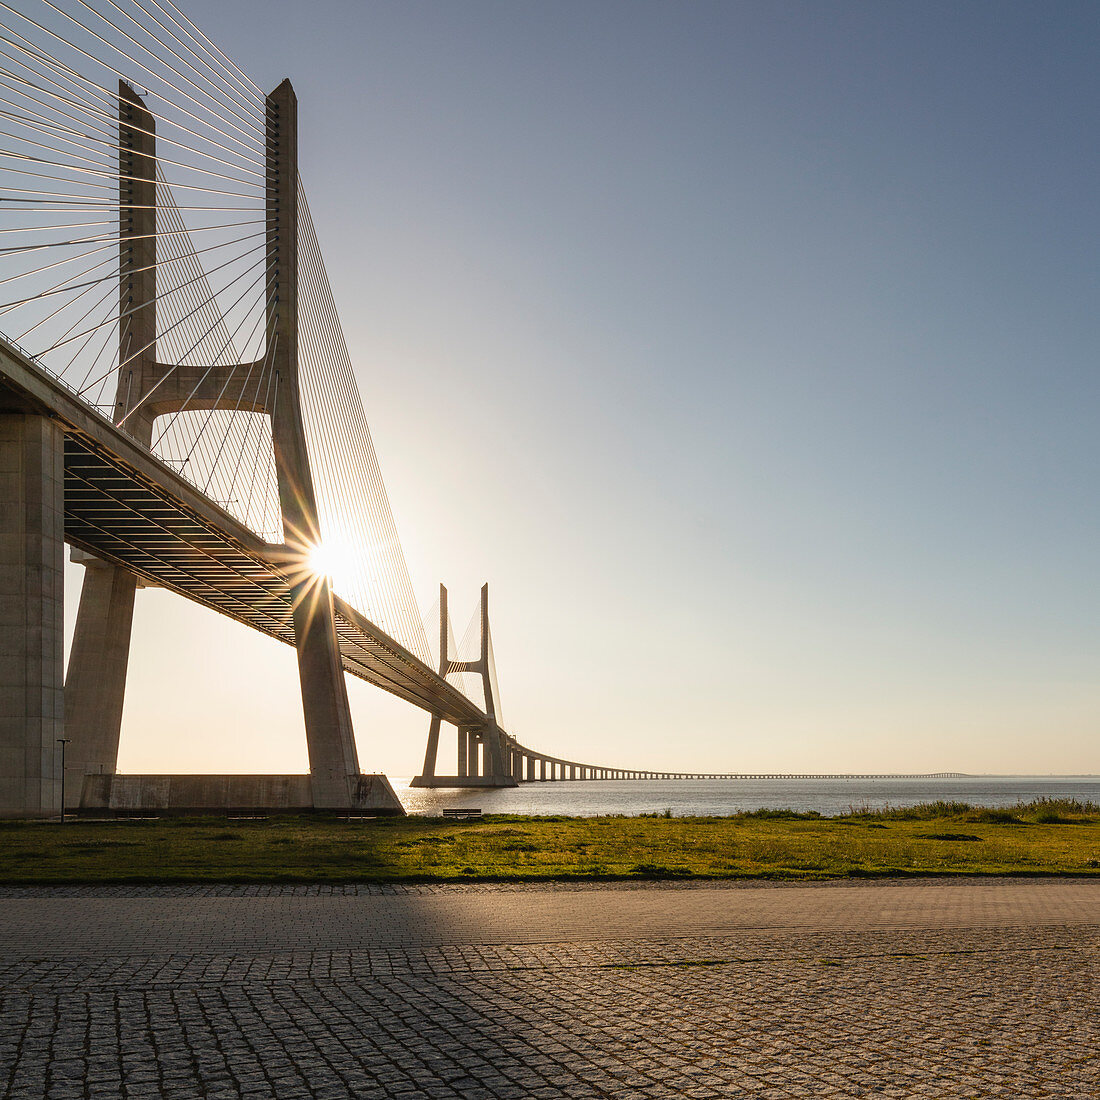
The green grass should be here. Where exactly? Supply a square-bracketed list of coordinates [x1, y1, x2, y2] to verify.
[2, 799, 1099, 884]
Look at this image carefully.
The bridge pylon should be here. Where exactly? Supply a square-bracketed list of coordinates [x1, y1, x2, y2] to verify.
[59, 80, 402, 815]
[411, 583, 517, 788]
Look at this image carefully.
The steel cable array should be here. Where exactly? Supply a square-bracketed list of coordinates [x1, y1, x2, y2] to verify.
[0, 0, 450, 692]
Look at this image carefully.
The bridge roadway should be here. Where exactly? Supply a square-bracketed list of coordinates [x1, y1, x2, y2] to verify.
[1, 336, 487, 730]
[2, 334, 698, 786]
[536, 771, 970, 780]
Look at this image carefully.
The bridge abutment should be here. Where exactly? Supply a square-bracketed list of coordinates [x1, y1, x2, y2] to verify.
[0, 414, 65, 817]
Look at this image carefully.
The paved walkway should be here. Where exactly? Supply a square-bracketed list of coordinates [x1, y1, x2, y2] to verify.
[1, 879, 1097, 1098]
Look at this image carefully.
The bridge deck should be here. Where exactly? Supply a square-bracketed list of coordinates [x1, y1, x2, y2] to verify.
[1, 337, 486, 730]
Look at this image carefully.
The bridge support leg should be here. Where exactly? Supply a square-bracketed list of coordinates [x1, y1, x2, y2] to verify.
[0, 414, 65, 817]
[58, 82, 154, 809]
[290, 583, 380, 809]
[264, 81, 401, 815]
[63, 557, 137, 794]
[456, 725, 468, 778]
[420, 715, 441, 780]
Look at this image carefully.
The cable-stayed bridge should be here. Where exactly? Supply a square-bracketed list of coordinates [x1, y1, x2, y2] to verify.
[0, 0, 632, 816]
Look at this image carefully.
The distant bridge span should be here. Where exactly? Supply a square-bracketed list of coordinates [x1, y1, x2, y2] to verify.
[445, 767, 973, 785]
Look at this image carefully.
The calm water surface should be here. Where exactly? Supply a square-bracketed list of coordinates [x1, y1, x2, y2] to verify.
[393, 776, 1100, 818]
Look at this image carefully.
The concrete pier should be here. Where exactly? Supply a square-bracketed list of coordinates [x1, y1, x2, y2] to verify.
[0, 414, 65, 817]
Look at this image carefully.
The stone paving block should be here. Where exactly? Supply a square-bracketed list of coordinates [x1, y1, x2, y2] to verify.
[0, 881, 1099, 1097]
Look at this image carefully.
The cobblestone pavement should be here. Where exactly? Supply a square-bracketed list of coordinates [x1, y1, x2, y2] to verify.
[0, 880, 1098, 1098]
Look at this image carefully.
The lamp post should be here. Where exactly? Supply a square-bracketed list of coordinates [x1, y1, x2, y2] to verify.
[56, 738, 71, 823]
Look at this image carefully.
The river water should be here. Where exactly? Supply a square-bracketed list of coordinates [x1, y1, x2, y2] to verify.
[393, 775, 1100, 818]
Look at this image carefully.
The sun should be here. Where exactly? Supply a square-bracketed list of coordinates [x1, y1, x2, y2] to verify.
[308, 542, 333, 577]
[308, 539, 341, 576]
[308, 541, 353, 583]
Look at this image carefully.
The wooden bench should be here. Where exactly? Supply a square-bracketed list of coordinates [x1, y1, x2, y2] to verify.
[441, 807, 482, 820]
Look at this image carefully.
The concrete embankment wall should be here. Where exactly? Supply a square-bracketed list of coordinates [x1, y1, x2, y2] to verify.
[79, 774, 403, 815]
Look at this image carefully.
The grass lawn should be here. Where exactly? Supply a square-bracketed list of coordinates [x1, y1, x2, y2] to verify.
[1, 799, 1099, 884]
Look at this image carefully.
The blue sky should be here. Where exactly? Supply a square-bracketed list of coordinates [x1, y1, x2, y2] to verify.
[77, 0, 1100, 776]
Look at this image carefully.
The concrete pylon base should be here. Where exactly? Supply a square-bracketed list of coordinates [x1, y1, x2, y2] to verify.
[408, 774, 519, 789]
[78, 773, 406, 815]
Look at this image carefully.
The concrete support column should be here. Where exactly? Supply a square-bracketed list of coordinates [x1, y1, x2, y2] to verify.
[64, 557, 137, 790]
[62, 82, 155, 803]
[420, 715, 441, 780]
[467, 731, 479, 778]
[457, 726, 468, 777]
[266, 81, 387, 811]
[0, 415, 64, 817]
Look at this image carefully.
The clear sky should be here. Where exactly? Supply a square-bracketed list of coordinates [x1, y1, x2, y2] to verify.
[70, 0, 1100, 777]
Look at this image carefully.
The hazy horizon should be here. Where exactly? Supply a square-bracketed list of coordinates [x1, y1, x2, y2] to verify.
[63, 0, 1100, 778]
